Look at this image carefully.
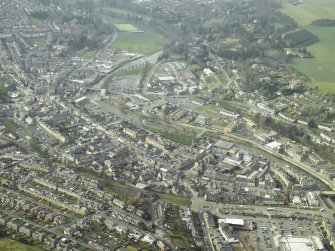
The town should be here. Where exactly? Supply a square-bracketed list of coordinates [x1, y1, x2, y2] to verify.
[0, 0, 335, 250]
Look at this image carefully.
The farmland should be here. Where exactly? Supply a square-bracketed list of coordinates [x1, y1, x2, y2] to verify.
[281, 0, 335, 93]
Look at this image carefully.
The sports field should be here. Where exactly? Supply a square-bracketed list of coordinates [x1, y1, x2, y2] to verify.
[281, 0, 335, 93]
[111, 31, 166, 55]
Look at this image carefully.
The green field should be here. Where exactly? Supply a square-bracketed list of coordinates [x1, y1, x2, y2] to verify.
[115, 23, 137, 32]
[0, 238, 42, 251]
[157, 193, 192, 206]
[281, 0, 335, 93]
[281, 0, 335, 27]
[30, 37, 46, 47]
[307, 82, 335, 94]
[111, 31, 166, 55]
[80, 50, 97, 59]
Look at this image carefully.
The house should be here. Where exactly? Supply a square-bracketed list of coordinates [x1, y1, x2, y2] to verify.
[224, 121, 238, 133]
[142, 234, 155, 245]
[113, 198, 126, 209]
[45, 213, 55, 222]
[19, 225, 32, 237]
[44, 237, 57, 248]
[7, 221, 19, 231]
[32, 231, 45, 242]
[54, 215, 66, 225]
[37, 210, 47, 220]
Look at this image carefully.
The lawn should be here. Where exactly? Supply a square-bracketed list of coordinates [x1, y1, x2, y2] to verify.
[0, 80, 6, 93]
[29, 16, 43, 25]
[160, 131, 194, 146]
[217, 73, 228, 85]
[145, 125, 195, 146]
[157, 193, 192, 206]
[0, 238, 42, 251]
[115, 23, 137, 32]
[281, 0, 335, 27]
[80, 50, 97, 59]
[3, 118, 19, 132]
[307, 82, 335, 94]
[116, 68, 142, 76]
[281, 0, 335, 93]
[110, 31, 166, 55]
[30, 37, 46, 47]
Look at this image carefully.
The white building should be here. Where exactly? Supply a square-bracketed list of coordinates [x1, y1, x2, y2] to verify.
[280, 236, 324, 251]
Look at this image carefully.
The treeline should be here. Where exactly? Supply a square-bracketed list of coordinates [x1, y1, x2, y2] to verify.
[31, 11, 49, 20]
[254, 113, 304, 140]
[100, 9, 145, 23]
[312, 19, 335, 27]
[284, 29, 319, 47]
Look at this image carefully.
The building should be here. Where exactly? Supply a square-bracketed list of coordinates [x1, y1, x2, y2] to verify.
[307, 192, 320, 207]
[219, 223, 239, 243]
[224, 121, 238, 133]
[204, 211, 216, 229]
[220, 109, 240, 119]
[280, 236, 324, 251]
[196, 114, 210, 126]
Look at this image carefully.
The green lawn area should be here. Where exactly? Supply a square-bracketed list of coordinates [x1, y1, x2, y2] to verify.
[110, 31, 166, 55]
[0, 80, 6, 93]
[30, 37, 46, 47]
[80, 50, 97, 59]
[116, 68, 142, 76]
[281, 0, 335, 93]
[307, 82, 335, 94]
[160, 131, 194, 146]
[157, 193, 192, 206]
[29, 16, 43, 25]
[146, 125, 195, 146]
[3, 118, 19, 132]
[281, 0, 335, 27]
[115, 23, 137, 32]
[217, 73, 228, 85]
[0, 238, 42, 251]
[194, 104, 221, 118]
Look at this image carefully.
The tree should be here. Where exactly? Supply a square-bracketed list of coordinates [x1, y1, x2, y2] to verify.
[308, 119, 318, 129]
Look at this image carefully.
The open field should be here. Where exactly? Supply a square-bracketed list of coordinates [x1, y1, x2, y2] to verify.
[80, 50, 97, 59]
[115, 23, 137, 32]
[281, 0, 335, 92]
[0, 238, 42, 251]
[111, 31, 166, 55]
[281, 0, 335, 27]
[29, 37, 46, 47]
[306, 82, 335, 94]
[157, 193, 192, 206]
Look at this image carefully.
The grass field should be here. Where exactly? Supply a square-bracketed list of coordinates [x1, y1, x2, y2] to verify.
[281, 0, 335, 27]
[0, 238, 42, 251]
[306, 82, 335, 94]
[80, 50, 97, 59]
[115, 23, 137, 32]
[281, 0, 335, 93]
[157, 193, 192, 206]
[111, 31, 166, 55]
[31, 37, 46, 47]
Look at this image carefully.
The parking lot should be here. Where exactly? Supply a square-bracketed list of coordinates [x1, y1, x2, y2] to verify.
[250, 217, 323, 251]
